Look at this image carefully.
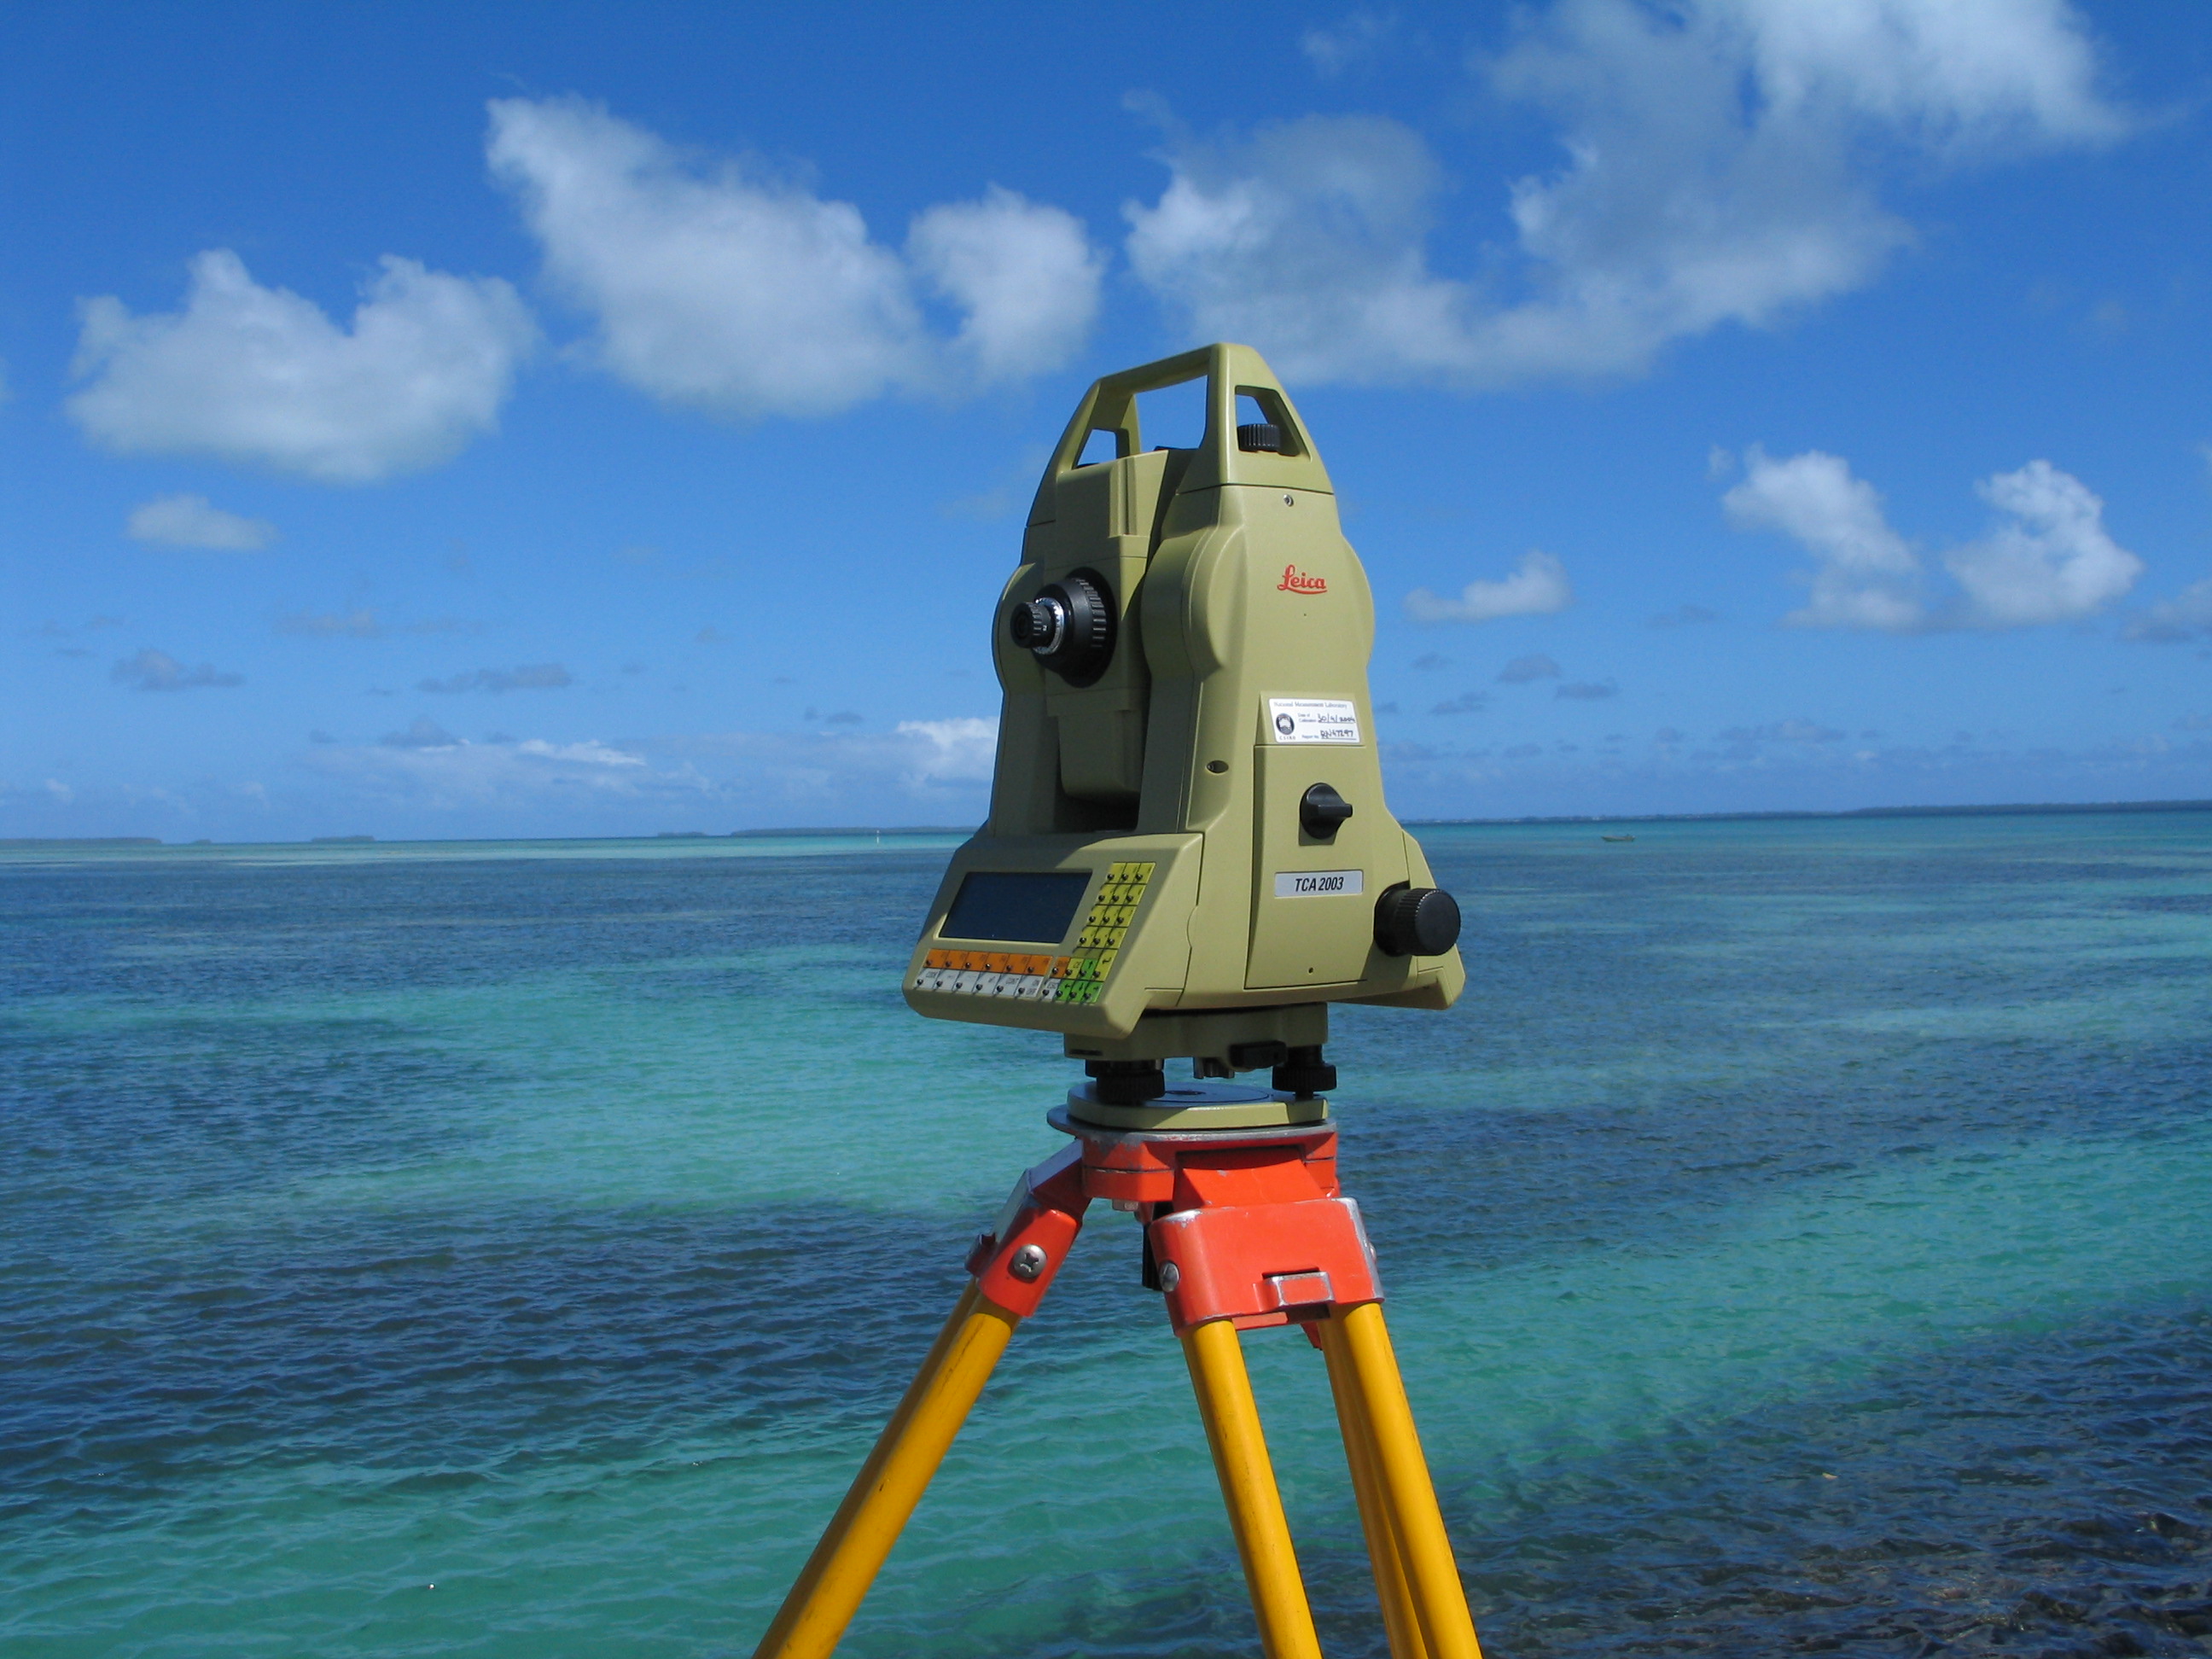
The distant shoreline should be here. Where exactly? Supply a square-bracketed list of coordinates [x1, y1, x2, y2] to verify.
[5, 797, 2210, 850]
[1408, 797, 2212, 828]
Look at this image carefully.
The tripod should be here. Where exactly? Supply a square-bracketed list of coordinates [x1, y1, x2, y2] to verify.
[751, 1093, 1484, 1659]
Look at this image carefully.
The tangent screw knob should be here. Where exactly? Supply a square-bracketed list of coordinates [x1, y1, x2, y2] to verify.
[1008, 1243, 1049, 1282]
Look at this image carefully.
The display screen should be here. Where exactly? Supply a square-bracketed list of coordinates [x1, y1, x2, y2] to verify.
[940, 871, 1091, 945]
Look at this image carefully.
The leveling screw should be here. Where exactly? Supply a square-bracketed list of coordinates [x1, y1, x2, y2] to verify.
[1008, 1243, 1048, 1282]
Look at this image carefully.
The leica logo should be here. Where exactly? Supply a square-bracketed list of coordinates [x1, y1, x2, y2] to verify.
[1278, 564, 1327, 594]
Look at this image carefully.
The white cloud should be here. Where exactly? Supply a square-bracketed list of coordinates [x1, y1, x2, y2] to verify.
[893, 717, 998, 786]
[1726, 447, 2139, 630]
[111, 647, 243, 690]
[1406, 550, 1575, 624]
[68, 251, 535, 483]
[908, 188, 1103, 382]
[1724, 446, 1924, 630]
[1944, 460, 2142, 626]
[1124, 0, 2122, 387]
[486, 97, 1099, 416]
[306, 715, 1000, 821]
[1301, 10, 1400, 78]
[126, 493, 276, 551]
[2125, 578, 2212, 643]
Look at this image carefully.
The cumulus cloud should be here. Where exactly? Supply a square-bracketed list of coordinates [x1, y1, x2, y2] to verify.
[892, 717, 998, 785]
[1724, 446, 1924, 629]
[125, 494, 276, 550]
[1555, 679, 1619, 700]
[1944, 461, 2142, 626]
[111, 648, 243, 690]
[1124, 0, 2122, 387]
[486, 97, 1100, 417]
[1726, 446, 2139, 630]
[68, 251, 535, 483]
[1429, 692, 1487, 715]
[908, 186, 1104, 383]
[416, 664, 573, 693]
[1650, 603, 1720, 626]
[1405, 550, 1575, 624]
[1497, 653, 1563, 683]
[2124, 579, 2212, 643]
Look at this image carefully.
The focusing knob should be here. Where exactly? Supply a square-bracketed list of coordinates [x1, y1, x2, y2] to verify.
[1374, 884, 1460, 958]
[1299, 783, 1353, 840]
[1009, 568, 1116, 687]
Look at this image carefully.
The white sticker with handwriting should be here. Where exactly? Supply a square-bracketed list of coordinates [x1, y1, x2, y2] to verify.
[1267, 698, 1359, 743]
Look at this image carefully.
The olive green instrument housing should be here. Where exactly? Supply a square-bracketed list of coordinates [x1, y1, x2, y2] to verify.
[903, 344, 1462, 1068]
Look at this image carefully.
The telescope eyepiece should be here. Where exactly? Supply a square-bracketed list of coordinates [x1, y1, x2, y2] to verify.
[1010, 595, 1068, 654]
[1008, 569, 1116, 687]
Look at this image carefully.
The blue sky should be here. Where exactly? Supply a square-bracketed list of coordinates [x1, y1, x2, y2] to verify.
[4, 0, 2209, 840]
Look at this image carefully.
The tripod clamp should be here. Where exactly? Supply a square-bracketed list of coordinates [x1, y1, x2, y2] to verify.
[964, 1103, 1381, 1336]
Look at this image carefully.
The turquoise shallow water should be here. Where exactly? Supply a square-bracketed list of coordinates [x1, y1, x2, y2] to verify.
[3, 815, 2209, 1656]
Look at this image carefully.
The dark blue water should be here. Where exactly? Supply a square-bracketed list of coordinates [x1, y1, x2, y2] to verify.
[3, 818, 2209, 1656]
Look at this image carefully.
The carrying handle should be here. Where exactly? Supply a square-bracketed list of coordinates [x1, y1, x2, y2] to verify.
[1027, 343, 1331, 526]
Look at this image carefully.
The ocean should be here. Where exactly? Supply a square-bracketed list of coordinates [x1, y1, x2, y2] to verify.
[3, 813, 2209, 1657]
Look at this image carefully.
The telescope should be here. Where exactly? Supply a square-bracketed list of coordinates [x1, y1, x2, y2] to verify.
[905, 341, 1464, 1119]
[756, 347, 1485, 1659]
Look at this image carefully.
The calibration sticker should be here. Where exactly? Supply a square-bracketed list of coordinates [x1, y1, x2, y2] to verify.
[1267, 698, 1360, 743]
[916, 862, 1155, 1004]
[1274, 869, 1364, 897]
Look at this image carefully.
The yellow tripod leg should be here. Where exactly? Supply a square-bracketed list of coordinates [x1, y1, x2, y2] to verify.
[753, 1284, 1020, 1659]
[1332, 1302, 1484, 1659]
[1180, 1318, 1325, 1659]
[1318, 1315, 1430, 1659]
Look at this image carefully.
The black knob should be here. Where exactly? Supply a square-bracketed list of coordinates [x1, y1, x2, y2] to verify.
[1010, 568, 1115, 687]
[1299, 783, 1353, 840]
[1086, 1059, 1164, 1105]
[1374, 884, 1460, 957]
[1272, 1044, 1336, 1099]
[1237, 422, 1284, 453]
[1008, 595, 1064, 652]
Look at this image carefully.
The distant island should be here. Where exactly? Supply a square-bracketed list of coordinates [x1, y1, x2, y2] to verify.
[0, 837, 161, 847]
[1407, 798, 2212, 828]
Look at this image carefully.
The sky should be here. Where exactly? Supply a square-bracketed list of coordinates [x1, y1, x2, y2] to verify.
[3, 0, 2210, 841]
